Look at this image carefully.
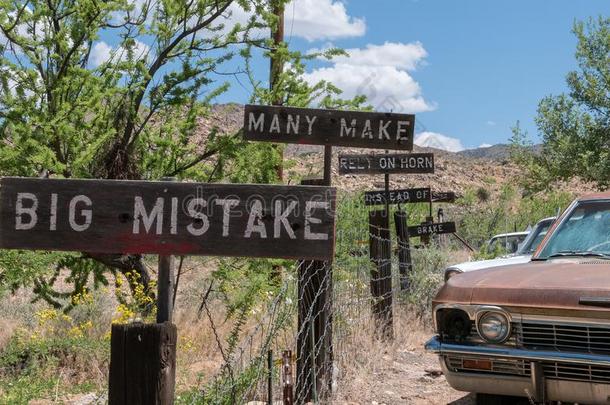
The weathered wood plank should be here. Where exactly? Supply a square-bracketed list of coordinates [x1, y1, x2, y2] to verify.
[0, 177, 336, 260]
[407, 221, 456, 237]
[338, 153, 434, 175]
[244, 104, 414, 150]
[364, 188, 456, 205]
[109, 322, 177, 405]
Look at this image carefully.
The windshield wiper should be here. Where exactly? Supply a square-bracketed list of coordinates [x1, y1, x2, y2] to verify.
[548, 250, 610, 259]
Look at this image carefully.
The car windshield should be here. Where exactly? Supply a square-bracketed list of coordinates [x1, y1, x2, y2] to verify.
[537, 200, 610, 259]
[488, 234, 527, 255]
[517, 219, 554, 255]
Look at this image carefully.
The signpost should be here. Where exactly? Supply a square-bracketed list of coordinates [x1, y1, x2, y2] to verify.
[0, 176, 337, 405]
[407, 221, 456, 237]
[364, 188, 456, 206]
[337, 153, 434, 175]
[0, 177, 336, 261]
[244, 105, 415, 150]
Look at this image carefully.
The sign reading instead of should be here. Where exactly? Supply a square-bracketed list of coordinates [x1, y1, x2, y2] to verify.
[0, 178, 336, 260]
[408, 222, 456, 237]
[244, 104, 415, 150]
[364, 188, 456, 206]
[338, 153, 435, 175]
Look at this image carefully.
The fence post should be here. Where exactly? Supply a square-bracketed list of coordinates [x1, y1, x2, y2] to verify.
[282, 350, 294, 405]
[296, 178, 333, 403]
[368, 209, 393, 339]
[108, 322, 177, 405]
[109, 177, 177, 405]
[394, 210, 413, 291]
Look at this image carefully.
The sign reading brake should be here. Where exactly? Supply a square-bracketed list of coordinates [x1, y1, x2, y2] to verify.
[408, 222, 456, 236]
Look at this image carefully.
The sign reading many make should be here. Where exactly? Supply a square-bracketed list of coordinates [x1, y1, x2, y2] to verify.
[338, 153, 435, 175]
[244, 104, 415, 150]
[0, 178, 336, 260]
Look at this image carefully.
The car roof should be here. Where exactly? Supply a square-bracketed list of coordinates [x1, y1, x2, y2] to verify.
[578, 192, 610, 201]
[491, 231, 529, 238]
[537, 216, 556, 224]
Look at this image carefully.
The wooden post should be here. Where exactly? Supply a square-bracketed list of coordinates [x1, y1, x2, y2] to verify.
[282, 350, 294, 405]
[157, 255, 174, 323]
[270, 2, 285, 181]
[296, 176, 333, 402]
[368, 210, 393, 339]
[268, 350, 273, 405]
[109, 322, 177, 405]
[158, 177, 176, 323]
[394, 210, 413, 291]
[296, 260, 332, 402]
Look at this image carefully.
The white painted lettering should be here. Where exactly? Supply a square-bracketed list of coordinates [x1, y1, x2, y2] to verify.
[69, 195, 92, 232]
[249, 112, 265, 132]
[15, 193, 38, 230]
[269, 114, 280, 133]
[186, 198, 209, 236]
[244, 199, 267, 238]
[274, 200, 297, 239]
[305, 201, 329, 240]
[340, 118, 356, 138]
[133, 197, 164, 235]
[305, 115, 317, 135]
[216, 198, 239, 237]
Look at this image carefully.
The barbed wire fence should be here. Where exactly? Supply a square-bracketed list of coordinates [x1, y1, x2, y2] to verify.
[176, 195, 454, 405]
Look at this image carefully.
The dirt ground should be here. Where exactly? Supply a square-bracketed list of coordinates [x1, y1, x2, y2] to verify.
[333, 336, 474, 405]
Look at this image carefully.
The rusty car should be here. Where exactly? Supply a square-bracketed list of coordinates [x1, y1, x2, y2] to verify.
[426, 192, 610, 404]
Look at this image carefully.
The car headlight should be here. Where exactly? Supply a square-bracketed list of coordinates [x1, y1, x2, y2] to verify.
[437, 308, 472, 342]
[444, 268, 462, 282]
[477, 311, 511, 343]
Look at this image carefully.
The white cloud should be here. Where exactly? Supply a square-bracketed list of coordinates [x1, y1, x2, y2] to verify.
[303, 42, 434, 113]
[215, 0, 364, 42]
[330, 42, 427, 70]
[486, 120, 496, 126]
[91, 42, 113, 67]
[287, 0, 365, 41]
[479, 143, 493, 148]
[90, 40, 150, 67]
[414, 132, 465, 152]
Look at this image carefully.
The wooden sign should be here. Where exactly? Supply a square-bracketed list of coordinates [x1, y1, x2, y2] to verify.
[244, 104, 415, 150]
[364, 188, 456, 206]
[338, 153, 434, 175]
[408, 222, 456, 237]
[0, 177, 336, 260]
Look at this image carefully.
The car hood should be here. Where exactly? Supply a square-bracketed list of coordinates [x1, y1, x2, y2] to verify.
[448, 255, 531, 272]
[435, 258, 610, 313]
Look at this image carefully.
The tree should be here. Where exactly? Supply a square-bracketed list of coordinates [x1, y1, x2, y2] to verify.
[0, 0, 365, 308]
[511, 16, 610, 192]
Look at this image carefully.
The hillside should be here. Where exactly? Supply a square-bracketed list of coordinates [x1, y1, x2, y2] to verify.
[199, 104, 585, 197]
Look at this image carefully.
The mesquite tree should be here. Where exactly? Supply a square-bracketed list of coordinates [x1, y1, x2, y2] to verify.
[0, 0, 363, 308]
[511, 17, 610, 192]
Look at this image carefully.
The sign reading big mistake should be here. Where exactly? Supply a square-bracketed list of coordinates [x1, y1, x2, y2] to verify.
[0, 178, 336, 260]
[244, 104, 415, 150]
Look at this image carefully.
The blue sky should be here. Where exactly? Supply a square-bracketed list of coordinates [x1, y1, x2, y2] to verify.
[216, 0, 609, 150]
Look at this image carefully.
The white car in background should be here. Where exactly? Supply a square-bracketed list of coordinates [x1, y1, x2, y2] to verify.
[444, 217, 556, 281]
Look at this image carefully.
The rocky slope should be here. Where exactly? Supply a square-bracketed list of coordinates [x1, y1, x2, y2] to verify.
[197, 104, 586, 197]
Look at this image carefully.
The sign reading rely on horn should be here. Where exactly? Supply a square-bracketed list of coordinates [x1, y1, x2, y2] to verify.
[0, 177, 336, 260]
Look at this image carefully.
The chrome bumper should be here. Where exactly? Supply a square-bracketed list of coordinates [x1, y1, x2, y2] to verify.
[425, 335, 610, 366]
[426, 335, 610, 404]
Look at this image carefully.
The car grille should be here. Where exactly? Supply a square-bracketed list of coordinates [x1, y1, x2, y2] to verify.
[445, 356, 530, 376]
[445, 355, 610, 384]
[517, 321, 610, 355]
